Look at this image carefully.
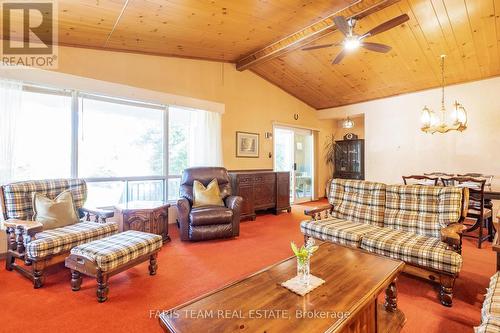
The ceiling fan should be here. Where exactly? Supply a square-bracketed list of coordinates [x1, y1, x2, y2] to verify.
[302, 14, 409, 64]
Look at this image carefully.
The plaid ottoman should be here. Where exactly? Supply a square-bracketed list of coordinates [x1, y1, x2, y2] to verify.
[65, 230, 163, 302]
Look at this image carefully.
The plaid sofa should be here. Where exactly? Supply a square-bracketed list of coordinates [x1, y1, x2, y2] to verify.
[301, 179, 464, 275]
[70, 230, 162, 272]
[475, 272, 500, 332]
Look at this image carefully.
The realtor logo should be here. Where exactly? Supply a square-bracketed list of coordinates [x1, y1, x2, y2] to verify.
[1, 1, 58, 68]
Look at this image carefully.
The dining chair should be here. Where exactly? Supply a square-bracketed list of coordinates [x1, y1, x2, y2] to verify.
[402, 175, 439, 186]
[442, 177, 493, 248]
[424, 172, 455, 177]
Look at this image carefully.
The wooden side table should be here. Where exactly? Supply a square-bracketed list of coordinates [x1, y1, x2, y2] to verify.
[115, 201, 170, 242]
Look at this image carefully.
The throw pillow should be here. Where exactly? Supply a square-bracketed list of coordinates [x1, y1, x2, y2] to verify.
[193, 179, 224, 208]
[32, 190, 80, 230]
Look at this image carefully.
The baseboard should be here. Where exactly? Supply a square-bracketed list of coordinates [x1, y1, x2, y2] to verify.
[0, 252, 6, 260]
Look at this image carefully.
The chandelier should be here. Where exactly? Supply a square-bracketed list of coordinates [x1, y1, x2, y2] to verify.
[420, 55, 467, 134]
[342, 117, 354, 129]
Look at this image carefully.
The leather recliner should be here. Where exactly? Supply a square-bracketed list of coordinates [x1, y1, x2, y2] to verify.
[177, 167, 242, 241]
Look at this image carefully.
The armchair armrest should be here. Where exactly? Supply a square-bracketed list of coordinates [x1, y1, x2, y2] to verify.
[4, 219, 43, 256]
[177, 198, 191, 241]
[441, 223, 467, 253]
[80, 207, 114, 223]
[304, 204, 333, 220]
[225, 195, 243, 237]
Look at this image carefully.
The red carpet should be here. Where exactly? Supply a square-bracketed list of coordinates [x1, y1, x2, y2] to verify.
[0, 202, 494, 332]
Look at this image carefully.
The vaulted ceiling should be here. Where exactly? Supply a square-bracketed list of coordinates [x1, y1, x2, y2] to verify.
[3, 0, 500, 109]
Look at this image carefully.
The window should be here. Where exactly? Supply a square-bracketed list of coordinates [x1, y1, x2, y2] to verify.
[12, 87, 72, 181]
[0, 80, 222, 207]
[78, 96, 164, 178]
[168, 106, 189, 200]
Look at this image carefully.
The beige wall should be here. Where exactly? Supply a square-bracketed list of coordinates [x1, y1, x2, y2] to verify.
[6, 46, 336, 198]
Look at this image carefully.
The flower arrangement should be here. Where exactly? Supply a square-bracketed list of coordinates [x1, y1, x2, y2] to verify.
[291, 238, 319, 285]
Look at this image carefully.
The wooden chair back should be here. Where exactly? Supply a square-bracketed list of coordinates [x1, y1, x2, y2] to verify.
[424, 172, 455, 177]
[442, 177, 486, 218]
[402, 175, 439, 186]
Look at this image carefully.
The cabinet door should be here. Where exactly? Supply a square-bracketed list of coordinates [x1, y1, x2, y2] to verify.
[276, 172, 290, 210]
[124, 211, 149, 232]
[236, 175, 254, 216]
[254, 173, 276, 209]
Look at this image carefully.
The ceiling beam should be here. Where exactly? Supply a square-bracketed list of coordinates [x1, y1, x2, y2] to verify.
[235, 0, 401, 71]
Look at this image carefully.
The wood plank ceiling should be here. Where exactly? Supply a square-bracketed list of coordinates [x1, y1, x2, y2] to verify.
[2, 0, 499, 109]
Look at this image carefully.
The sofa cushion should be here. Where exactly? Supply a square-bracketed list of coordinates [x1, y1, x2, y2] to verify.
[26, 221, 118, 259]
[1, 179, 87, 220]
[475, 317, 500, 333]
[189, 206, 233, 226]
[360, 228, 462, 275]
[69, 230, 162, 272]
[328, 179, 386, 227]
[384, 185, 463, 238]
[300, 217, 381, 248]
[482, 272, 500, 321]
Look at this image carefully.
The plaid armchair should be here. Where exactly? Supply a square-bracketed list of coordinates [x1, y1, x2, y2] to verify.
[301, 179, 468, 307]
[1, 179, 118, 288]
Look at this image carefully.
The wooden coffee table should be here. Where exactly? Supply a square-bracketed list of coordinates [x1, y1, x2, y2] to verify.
[159, 242, 405, 333]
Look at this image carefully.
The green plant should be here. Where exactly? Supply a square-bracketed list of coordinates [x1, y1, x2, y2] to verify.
[291, 241, 319, 265]
[324, 133, 337, 175]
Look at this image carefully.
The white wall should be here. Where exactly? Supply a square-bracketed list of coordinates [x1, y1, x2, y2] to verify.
[319, 76, 500, 186]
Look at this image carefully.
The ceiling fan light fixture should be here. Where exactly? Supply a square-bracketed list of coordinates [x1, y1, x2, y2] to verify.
[344, 37, 360, 51]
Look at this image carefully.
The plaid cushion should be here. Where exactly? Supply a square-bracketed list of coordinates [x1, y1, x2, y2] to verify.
[384, 185, 463, 238]
[1, 179, 87, 220]
[26, 221, 118, 259]
[70, 230, 162, 272]
[328, 179, 386, 227]
[482, 273, 500, 321]
[360, 228, 462, 274]
[475, 317, 500, 333]
[300, 217, 381, 247]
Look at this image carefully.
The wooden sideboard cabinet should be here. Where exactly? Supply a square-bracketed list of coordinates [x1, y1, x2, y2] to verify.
[115, 201, 170, 242]
[229, 170, 291, 221]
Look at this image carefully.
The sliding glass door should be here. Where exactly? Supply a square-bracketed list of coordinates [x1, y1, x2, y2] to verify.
[274, 126, 314, 203]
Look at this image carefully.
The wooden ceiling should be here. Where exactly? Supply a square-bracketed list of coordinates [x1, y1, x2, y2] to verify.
[2, 0, 499, 109]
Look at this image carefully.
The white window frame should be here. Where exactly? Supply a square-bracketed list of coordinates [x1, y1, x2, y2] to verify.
[19, 82, 188, 205]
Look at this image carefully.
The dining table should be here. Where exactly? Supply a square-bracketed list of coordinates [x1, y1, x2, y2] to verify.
[485, 185, 500, 201]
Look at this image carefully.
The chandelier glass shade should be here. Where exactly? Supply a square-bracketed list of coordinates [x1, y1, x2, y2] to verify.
[420, 55, 467, 134]
[342, 117, 354, 129]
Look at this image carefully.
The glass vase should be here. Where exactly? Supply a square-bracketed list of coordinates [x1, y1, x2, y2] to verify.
[297, 256, 311, 286]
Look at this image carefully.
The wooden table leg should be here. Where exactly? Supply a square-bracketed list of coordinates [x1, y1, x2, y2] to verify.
[384, 280, 397, 312]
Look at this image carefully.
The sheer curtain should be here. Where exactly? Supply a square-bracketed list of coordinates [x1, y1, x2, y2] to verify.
[0, 80, 22, 185]
[188, 109, 223, 167]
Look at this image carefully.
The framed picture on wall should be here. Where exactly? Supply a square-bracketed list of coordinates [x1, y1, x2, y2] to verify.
[236, 131, 259, 158]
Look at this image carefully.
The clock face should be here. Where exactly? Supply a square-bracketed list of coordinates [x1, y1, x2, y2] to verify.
[344, 132, 357, 140]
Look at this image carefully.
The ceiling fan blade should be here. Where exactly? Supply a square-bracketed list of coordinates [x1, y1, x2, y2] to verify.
[333, 16, 350, 36]
[302, 43, 336, 51]
[361, 42, 392, 53]
[332, 50, 347, 64]
[363, 14, 409, 37]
